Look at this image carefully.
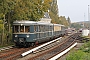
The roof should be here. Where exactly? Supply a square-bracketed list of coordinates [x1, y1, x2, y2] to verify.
[13, 20, 36, 24]
[13, 20, 53, 25]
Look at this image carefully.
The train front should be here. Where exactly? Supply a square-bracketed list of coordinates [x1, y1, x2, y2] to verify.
[12, 21, 36, 47]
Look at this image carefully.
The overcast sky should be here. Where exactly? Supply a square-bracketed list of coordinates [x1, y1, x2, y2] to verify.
[57, 0, 90, 23]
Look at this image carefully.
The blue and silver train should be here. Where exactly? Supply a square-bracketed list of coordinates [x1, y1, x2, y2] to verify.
[12, 20, 66, 47]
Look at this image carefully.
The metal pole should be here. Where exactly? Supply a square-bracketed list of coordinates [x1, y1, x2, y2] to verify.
[88, 5, 89, 21]
[83, 13, 85, 28]
[88, 5, 90, 30]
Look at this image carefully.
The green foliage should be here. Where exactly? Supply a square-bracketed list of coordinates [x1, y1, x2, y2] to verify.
[49, 0, 58, 23]
[66, 50, 86, 60]
[12, 0, 52, 21]
[71, 23, 83, 30]
[0, 0, 70, 46]
[0, 0, 70, 25]
[0, 0, 54, 46]
[67, 40, 90, 60]
[49, 0, 69, 27]
[0, 0, 52, 21]
[58, 16, 69, 26]
[0, 13, 4, 19]
[0, 20, 3, 33]
[67, 17, 71, 27]
[80, 41, 90, 53]
[49, 1, 70, 26]
[50, 12, 59, 24]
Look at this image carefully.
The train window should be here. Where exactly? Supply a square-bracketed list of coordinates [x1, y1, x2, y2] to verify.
[14, 26, 19, 33]
[25, 26, 30, 32]
[39, 25, 44, 32]
[49, 26, 52, 31]
[20, 26, 24, 32]
[38, 25, 40, 32]
[45, 25, 49, 31]
[43, 25, 45, 32]
[38, 25, 41, 32]
[34, 25, 37, 32]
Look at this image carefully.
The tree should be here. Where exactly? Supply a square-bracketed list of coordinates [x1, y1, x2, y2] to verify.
[66, 50, 86, 60]
[0, 20, 3, 33]
[49, 0, 59, 24]
[67, 16, 71, 27]
[49, 0, 70, 26]
[59, 16, 69, 26]
[12, 0, 52, 21]
[71, 23, 82, 30]
[0, 0, 53, 45]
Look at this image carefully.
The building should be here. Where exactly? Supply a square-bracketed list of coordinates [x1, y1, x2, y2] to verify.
[38, 12, 51, 23]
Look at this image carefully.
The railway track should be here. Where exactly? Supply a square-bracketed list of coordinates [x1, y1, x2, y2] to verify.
[27, 33, 79, 60]
[0, 48, 23, 60]
[0, 46, 36, 60]
[0, 33, 80, 60]
[0, 40, 55, 60]
[0, 45, 14, 51]
[17, 33, 80, 60]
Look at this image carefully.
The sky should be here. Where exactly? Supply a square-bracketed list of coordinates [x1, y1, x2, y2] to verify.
[57, 0, 90, 23]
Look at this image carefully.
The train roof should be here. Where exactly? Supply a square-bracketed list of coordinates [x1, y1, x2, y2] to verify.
[13, 20, 53, 25]
[37, 22, 53, 25]
[13, 20, 37, 24]
[13, 20, 65, 26]
[54, 24, 65, 26]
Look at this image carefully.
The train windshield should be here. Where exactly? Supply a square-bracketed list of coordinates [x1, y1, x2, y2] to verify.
[13, 25, 30, 33]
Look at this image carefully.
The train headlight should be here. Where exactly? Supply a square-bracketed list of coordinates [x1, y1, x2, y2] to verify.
[14, 40, 17, 42]
[15, 35, 18, 37]
[26, 35, 29, 38]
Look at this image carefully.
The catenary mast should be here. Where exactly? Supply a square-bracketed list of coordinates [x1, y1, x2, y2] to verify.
[88, 5, 90, 21]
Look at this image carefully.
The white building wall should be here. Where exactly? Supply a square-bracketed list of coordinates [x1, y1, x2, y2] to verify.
[38, 18, 51, 23]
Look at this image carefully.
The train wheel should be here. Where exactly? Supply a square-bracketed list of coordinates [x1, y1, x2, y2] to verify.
[28, 43, 31, 47]
[15, 43, 21, 48]
[24, 44, 27, 48]
[35, 41, 39, 45]
[24, 43, 29, 48]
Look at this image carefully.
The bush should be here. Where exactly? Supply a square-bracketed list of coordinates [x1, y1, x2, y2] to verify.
[66, 40, 90, 60]
[66, 50, 86, 60]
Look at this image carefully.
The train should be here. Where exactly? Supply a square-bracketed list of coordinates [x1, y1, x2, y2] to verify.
[12, 20, 66, 47]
